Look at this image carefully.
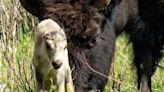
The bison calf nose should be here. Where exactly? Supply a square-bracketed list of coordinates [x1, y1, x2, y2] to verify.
[52, 60, 62, 69]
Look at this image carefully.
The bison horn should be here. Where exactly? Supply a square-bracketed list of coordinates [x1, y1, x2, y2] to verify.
[94, 0, 111, 10]
[19, 0, 40, 17]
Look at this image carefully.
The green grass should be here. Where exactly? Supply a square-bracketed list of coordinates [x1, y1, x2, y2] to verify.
[104, 33, 164, 92]
[0, 24, 35, 92]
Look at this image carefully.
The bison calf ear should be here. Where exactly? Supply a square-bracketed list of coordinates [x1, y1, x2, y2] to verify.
[94, 0, 111, 10]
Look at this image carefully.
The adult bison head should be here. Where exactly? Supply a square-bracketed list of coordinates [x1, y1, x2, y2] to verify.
[20, 0, 111, 18]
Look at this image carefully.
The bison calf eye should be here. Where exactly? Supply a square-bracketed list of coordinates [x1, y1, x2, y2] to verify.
[46, 43, 51, 50]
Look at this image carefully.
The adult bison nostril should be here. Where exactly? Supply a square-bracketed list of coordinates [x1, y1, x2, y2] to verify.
[52, 61, 62, 69]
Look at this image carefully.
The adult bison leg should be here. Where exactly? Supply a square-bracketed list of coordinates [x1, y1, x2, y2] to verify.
[133, 45, 154, 92]
[128, 19, 155, 92]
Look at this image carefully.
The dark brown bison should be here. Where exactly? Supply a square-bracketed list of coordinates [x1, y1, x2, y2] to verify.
[104, 0, 164, 92]
[20, 0, 164, 92]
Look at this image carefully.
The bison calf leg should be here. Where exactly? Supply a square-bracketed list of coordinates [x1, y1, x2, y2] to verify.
[56, 68, 67, 92]
[65, 67, 74, 92]
[35, 68, 45, 92]
[56, 66, 74, 92]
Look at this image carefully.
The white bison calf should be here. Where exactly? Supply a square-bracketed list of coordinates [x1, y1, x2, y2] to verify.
[32, 19, 74, 92]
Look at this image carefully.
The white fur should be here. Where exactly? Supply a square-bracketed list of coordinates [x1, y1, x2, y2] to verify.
[33, 19, 74, 92]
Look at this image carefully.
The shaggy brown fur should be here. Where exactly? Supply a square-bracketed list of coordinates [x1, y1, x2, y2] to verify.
[39, 0, 105, 46]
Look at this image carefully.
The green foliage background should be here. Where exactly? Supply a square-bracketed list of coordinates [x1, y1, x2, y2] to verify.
[0, 0, 164, 92]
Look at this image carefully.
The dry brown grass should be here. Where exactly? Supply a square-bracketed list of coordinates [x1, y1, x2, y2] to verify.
[0, 0, 38, 91]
